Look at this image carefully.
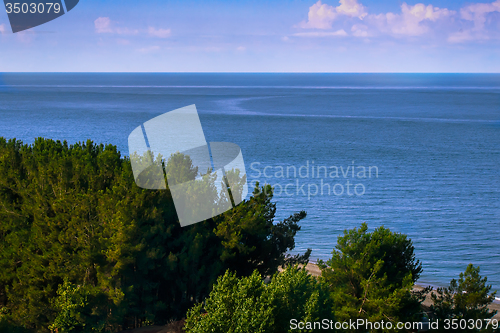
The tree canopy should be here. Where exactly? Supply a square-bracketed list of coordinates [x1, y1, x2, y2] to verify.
[431, 264, 498, 332]
[2, 137, 497, 333]
[317, 223, 425, 332]
[184, 266, 333, 333]
[0, 137, 309, 332]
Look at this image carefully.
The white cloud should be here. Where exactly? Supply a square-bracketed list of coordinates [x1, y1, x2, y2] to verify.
[295, 0, 499, 43]
[293, 29, 348, 37]
[298, 0, 366, 29]
[94, 17, 113, 33]
[148, 27, 171, 38]
[351, 24, 369, 37]
[0, 24, 5, 34]
[447, 0, 500, 43]
[298, 1, 337, 29]
[94, 17, 138, 35]
[460, 0, 500, 31]
[236, 46, 246, 51]
[371, 3, 455, 36]
[336, 0, 367, 19]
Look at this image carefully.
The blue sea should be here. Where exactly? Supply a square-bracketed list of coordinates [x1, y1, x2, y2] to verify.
[1, 73, 499, 293]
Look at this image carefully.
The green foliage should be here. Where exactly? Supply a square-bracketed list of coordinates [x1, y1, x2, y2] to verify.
[49, 281, 106, 333]
[318, 223, 424, 332]
[0, 307, 33, 333]
[184, 267, 333, 333]
[430, 264, 498, 332]
[0, 137, 309, 332]
[223, 168, 247, 205]
[215, 183, 310, 277]
[164, 151, 200, 185]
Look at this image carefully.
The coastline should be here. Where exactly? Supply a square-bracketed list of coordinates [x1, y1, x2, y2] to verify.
[302, 262, 500, 320]
[117, 262, 499, 333]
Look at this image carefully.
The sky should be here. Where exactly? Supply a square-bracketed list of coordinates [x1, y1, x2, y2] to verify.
[0, 0, 499, 72]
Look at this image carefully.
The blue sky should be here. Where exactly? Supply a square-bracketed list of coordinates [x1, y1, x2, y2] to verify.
[0, 0, 499, 72]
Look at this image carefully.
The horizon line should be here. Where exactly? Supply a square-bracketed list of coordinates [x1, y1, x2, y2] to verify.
[1, 71, 500, 74]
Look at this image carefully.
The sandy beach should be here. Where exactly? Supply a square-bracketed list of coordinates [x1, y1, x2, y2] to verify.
[303, 262, 500, 320]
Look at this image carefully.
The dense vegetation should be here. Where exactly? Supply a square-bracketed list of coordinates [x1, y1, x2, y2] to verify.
[186, 224, 425, 333]
[187, 227, 498, 333]
[318, 223, 427, 331]
[0, 137, 497, 332]
[0, 137, 309, 332]
[431, 264, 498, 332]
[185, 268, 332, 333]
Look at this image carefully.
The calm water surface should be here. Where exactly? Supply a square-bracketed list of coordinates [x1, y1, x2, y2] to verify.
[1, 73, 499, 292]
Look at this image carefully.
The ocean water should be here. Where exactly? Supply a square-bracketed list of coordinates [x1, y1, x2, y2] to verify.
[1, 73, 499, 292]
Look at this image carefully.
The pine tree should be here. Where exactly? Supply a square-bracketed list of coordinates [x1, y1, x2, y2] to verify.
[431, 264, 498, 332]
[318, 223, 425, 332]
[0, 137, 310, 332]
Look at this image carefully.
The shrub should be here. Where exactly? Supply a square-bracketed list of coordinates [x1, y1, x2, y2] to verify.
[184, 267, 333, 333]
[430, 264, 498, 332]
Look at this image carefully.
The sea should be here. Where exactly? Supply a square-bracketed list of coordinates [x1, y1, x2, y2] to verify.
[1, 73, 499, 294]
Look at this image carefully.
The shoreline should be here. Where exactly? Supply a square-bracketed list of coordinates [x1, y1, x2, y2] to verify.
[302, 262, 500, 320]
[117, 263, 500, 333]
